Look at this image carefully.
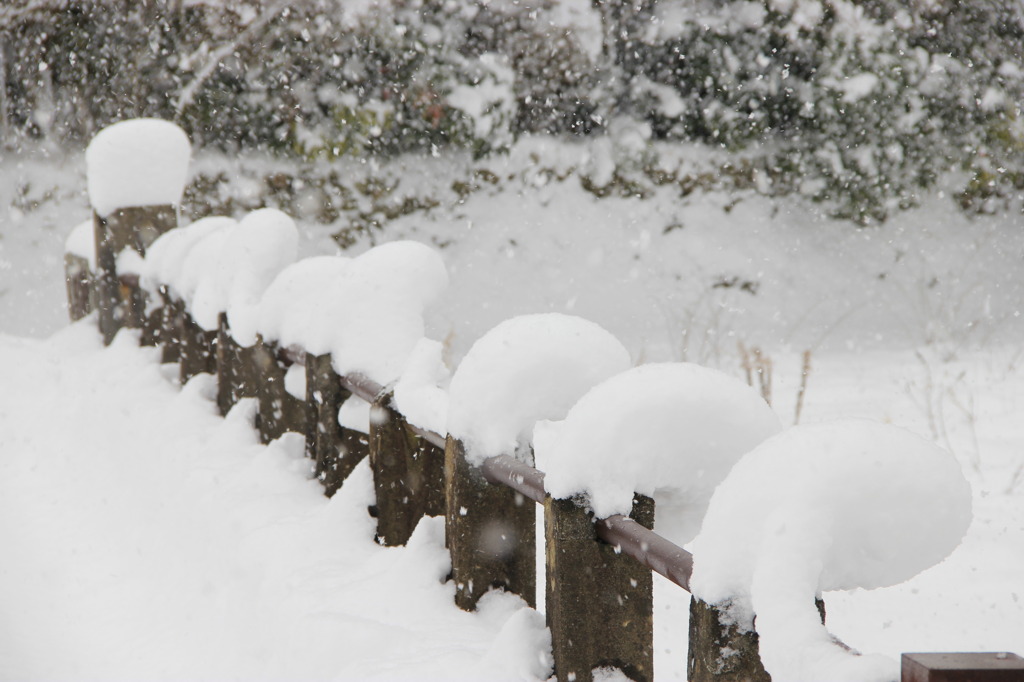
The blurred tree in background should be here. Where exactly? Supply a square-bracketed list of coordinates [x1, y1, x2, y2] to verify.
[2, 0, 1022, 223]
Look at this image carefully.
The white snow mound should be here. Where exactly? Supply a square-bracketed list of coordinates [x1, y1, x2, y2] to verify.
[191, 209, 298, 341]
[258, 255, 353, 354]
[535, 363, 782, 533]
[86, 118, 191, 216]
[143, 216, 236, 297]
[258, 240, 447, 385]
[65, 220, 96, 270]
[393, 339, 451, 435]
[116, 249, 145, 276]
[173, 220, 234, 308]
[323, 241, 448, 384]
[346, 240, 448, 308]
[689, 419, 973, 682]
[447, 313, 631, 464]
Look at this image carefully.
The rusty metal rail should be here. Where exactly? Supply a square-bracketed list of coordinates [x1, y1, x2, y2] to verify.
[283, 346, 695, 592]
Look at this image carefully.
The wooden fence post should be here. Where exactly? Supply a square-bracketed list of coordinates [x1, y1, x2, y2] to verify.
[305, 353, 369, 496]
[252, 338, 306, 444]
[93, 205, 176, 345]
[64, 252, 94, 321]
[139, 284, 166, 348]
[687, 597, 825, 681]
[178, 310, 217, 385]
[160, 294, 186, 365]
[215, 315, 261, 416]
[546, 494, 654, 682]
[445, 437, 536, 610]
[215, 313, 236, 416]
[687, 598, 770, 682]
[367, 390, 446, 546]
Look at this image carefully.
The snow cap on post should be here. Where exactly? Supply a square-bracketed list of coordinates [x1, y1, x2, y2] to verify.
[142, 216, 236, 297]
[173, 219, 236, 309]
[689, 419, 973, 682]
[348, 240, 449, 309]
[65, 220, 97, 270]
[536, 362, 782, 536]
[257, 255, 353, 354]
[256, 240, 447, 385]
[189, 208, 299, 342]
[447, 313, 631, 465]
[86, 118, 191, 217]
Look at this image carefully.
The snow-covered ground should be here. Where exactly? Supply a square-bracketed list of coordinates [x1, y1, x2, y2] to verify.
[1, 145, 1022, 679]
[5, 142, 1024, 359]
[0, 325, 549, 680]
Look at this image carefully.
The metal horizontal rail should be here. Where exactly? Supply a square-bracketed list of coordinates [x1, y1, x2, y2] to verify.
[273, 345, 694, 592]
[481, 455, 693, 592]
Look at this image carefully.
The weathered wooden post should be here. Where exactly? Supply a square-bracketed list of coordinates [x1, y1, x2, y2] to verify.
[367, 390, 446, 546]
[64, 220, 96, 321]
[251, 338, 306, 444]
[64, 252, 93, 321]
[215, 314, 235, 415]
[687, 599, 772, 682]
[305, 354, 369, 496]
[85, 120, 190, 345]
[178, 311, 218, 384]
[445, 437, 536, 610]
[160, 294, 186, 364]
[441, 313, 635, 612]
[545, 494, 654, 682]
[63, 220, 96, 321]
[687, 595, 826, 681]
[93, 206, 177, 344]
[215, 315, 262, 416]
[139, 283, 168, 348]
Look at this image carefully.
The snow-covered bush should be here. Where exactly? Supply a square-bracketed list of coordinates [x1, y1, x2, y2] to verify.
[284, 0, 599, 159]
[638, 0, 1024, 223]
[535, 363, 781, 543]
[0, 0, 189, 147]
[1, 0, 598, 155]
[7, 0, 1024, 221]
[689, 419, 972, 682]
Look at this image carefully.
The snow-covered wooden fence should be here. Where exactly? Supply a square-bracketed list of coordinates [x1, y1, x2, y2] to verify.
[66, 236, 691, 681]
[62, 120, 1021, 682]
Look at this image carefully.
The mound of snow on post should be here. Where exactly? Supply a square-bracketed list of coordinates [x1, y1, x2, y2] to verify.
[191, 209, 298, 341]
[115, 249, 145, 276]
[170, 220, 234, 306]
[689, 420, 973, 682]
[535, 363, 782, 536]
[393, 339, 451, 435]
[142, 217, 236, 297]
[447, 314, 631, 464]
[64, 220, 96, 270]
[86, 118, 191, 216]
[257, 255, 352, 354]
[258, 241, 447, 385]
